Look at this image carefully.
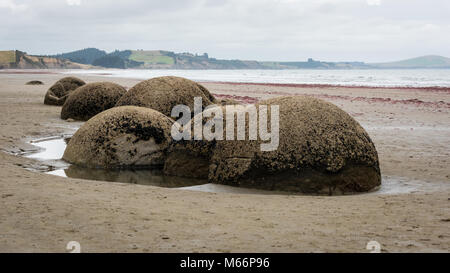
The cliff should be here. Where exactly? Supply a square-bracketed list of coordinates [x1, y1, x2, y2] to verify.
[0, 50, 91, 69]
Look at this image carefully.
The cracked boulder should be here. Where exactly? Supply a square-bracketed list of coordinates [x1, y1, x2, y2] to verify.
[63, 106, 174, 169]
[115, 76, 216, 117]
[44, 77, 86, 106]
[163, 105, 226, 179]
[208, 96, 381, 194]
[61, 82, 127, 121]
[164, 96, 381, 194]
[163, 139, 215, 179]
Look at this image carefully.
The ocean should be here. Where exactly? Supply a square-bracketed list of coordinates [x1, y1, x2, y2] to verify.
[64, 69, 450, 87]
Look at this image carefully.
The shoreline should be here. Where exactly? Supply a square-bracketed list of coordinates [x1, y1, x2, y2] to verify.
[212, 90, 450, 108]
[2, 69, 450, 90]
[203, 81, 450, 93]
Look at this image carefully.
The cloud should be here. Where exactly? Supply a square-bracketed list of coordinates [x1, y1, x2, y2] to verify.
[0, 0, 28, 12]
[0, 0, 449, 62]
[367, 0, 381, 6]
[66, 0, 81, 6]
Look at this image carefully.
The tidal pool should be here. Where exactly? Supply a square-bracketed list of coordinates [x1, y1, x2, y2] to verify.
[26, 137, 68, 160]
[26, 136, 208, 189]
[23, 136, 449, 195]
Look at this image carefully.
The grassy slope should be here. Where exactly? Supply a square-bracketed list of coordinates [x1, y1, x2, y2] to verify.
[0, 51, 16, 64]
[128, 50, 174, 65]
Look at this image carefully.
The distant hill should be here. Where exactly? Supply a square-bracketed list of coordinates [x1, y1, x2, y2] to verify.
[51, 48, 107, 65]
[51, 48, 372, 69]
[371, 55, 450, 69]
[47, 48, 268, 69]
[0, 50, 91, 69]
[261, 58, 370, 69]
[92, 53, 143, 69]
[3, 48, 450, 70]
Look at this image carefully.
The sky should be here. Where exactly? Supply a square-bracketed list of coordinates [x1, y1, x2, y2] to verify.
[0, 0, 449, 62]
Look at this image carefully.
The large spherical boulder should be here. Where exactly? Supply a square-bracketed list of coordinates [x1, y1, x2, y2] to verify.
[164, 96, 381, 194]
[63, 106, 174, 169]
[61, 82, 127, 121]
[208, 96, 381, 194]
[115, 76, 216, 117]
[44, 77, 85, 106]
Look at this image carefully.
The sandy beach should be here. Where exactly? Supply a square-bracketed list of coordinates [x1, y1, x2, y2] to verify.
[0, 71, 449, 253]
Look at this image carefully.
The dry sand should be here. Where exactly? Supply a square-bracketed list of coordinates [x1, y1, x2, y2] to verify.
[0, 71, 449, 253]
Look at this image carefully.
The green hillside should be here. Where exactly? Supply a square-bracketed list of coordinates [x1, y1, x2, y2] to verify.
[129, 50, 174, 65]
[31, 47, 450, 70]
[0, 50, 16, 64]
[52, 48, 107, 65]
[372, 55, 450, 68]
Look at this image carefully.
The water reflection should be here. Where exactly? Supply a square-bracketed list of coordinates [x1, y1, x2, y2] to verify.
[61, 165, 207, 188]
[26, 138, 67, 160]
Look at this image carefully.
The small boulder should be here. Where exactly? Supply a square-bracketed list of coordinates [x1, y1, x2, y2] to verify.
[61, 82, 127, 121]
[26, 80, 44, 85]
[44, 77, 85, 106]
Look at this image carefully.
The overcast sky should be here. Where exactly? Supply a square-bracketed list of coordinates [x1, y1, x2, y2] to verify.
[1, 0, 449, 62]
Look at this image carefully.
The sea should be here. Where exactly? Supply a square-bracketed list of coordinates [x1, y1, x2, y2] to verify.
[64, 69, 450, 87]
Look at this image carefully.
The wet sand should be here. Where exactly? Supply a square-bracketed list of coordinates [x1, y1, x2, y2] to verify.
[0, 71, 449, 252]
